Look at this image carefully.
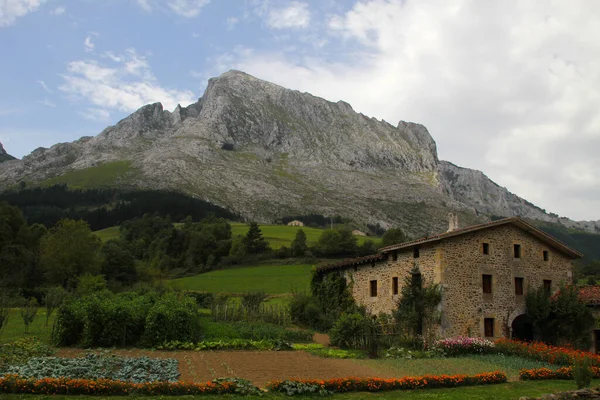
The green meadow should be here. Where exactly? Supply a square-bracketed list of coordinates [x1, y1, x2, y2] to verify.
[94, 222, 381, 248]
[168, 263, 313, 295]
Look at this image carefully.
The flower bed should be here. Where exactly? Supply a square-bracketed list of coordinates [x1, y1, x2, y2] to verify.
[519, 367, 600, 381]
[0, 375, 260, 396]
[433, 337, 495, 356]
[267, 372, 507, 394]
[495, 339, 600, 366]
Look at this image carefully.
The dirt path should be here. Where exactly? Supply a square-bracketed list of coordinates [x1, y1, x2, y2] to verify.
[55, 348, 387, 386]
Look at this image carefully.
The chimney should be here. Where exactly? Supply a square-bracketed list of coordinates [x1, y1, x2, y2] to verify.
[447, 212, 459, 232]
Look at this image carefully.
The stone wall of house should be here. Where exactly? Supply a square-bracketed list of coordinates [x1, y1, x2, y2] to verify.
[342, 223, 574, 340]
[345, 242, 440, 315]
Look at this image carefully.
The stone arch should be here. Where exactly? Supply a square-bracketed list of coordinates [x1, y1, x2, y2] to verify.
[508, 307, 534, 341]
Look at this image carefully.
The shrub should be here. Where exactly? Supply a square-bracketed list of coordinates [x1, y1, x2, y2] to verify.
[433, 337, 495, 356]
[185, 291, 214, 308]
[142, 292, 201, 347]
[289, 292, 325, 329]
[241, 291, 267, 312]
[573, 357, 593, 389]
[53, 291, 199, 348]
[329, 313, 370, 349]
[53, 300, 87, 346]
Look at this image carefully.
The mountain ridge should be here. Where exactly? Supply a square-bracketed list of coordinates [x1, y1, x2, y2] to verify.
[0, 70, 597, 236]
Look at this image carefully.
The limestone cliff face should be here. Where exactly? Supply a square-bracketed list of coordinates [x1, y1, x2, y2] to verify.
[0, 142, 15, 163]
[0, 70, 594, 235]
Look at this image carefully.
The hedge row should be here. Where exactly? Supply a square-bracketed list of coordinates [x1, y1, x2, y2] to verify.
[0, 372, 508, 396]
[520, 367, 600, 381]
[53, 291, 201, 348]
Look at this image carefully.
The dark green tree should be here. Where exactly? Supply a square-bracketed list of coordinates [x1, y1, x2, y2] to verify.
[290, 229, 308, 257]
[243, 222, 270, 254]
[316, 227, 358, 257]
[100, 240, 138, 286]
[526, 284, 594, 347]
[380, 228, 407, 248]
[41, 219, 102, 289]
[394, 267, 441, 337]
[0, 202, 41, 290]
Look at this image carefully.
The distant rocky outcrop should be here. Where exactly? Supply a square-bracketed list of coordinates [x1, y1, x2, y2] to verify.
[0, 142, 15, 163]
[0, 70, 596, 236]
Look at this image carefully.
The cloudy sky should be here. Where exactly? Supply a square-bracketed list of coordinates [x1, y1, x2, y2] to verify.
[0, 0, 598, 221]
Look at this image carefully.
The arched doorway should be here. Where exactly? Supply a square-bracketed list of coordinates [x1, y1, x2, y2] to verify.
[511, 314, 533, 341]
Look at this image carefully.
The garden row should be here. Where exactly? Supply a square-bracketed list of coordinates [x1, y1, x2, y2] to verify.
[0, 372, 508, 396]
[52, 290, 312, 348]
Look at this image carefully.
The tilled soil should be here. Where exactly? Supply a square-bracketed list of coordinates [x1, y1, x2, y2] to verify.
[55, 348, 387, 386]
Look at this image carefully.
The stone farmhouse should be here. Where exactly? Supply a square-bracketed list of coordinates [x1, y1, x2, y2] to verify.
[317, 216, 582, 341]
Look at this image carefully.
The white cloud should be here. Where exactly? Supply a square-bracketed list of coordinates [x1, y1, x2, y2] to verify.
[37, 79, 52, 93]
[136, 0, 151, 12]
[209, 0, 600, 220]
[226, 16, 238, 30]
[59, 48, 195, 118]
[50, 6, 64, 15]
[267, 1, 310, 29]
[134, 0, 209, 17]
[0, 0, 46, 27]
[168, 0, 209, 17]
[84, 35, 95, 53]
[38, 98, 56, 107]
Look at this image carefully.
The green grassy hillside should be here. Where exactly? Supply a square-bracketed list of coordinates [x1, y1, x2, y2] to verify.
[230, 223, 379, 249]
[168, 263, 313, 294]
[41, 161, 136, 188]
[532, 220, 600, 263]
[93, 226, 120, 242]
[94, 222, 381, 247]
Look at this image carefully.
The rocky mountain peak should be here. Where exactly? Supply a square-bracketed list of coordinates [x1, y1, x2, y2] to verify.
[0, 70, 596, 235]
[0, 142, 16, 163]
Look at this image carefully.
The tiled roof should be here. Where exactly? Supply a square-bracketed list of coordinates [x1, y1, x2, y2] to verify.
[577, 286, 600, 306]
[316, 254, 385, 272]
[379, 217, 582, 259]
[317, 217, 582, 273]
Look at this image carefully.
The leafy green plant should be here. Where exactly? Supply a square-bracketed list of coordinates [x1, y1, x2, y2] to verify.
[7, 353, 180, 383]
[573, 357, 593, 389]
[329, 313, 369, 349]
[141, 292, 201, 347]
[202, 319, 312, 342]
[384, 346, 445, 359]
[0, 337, 54, 374]
[274, 380, 333, 396]
[156, 339, 290, 351]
